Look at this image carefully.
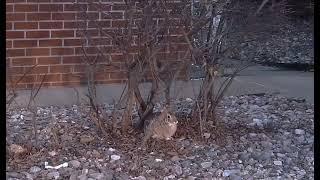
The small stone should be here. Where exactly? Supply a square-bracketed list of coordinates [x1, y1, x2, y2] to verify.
[201, 161, 212, 169]
[92, 150, 101, 157]
[187, 176, 196, 180]
[222, 170, 240, 177]
[277, 153, 285, 158]
[110, 155, 120, 161]
[89, 173, 105, 180]
[155, 158, 163, 162]
[78, 174, 88, 180]
[174, 165, 183, 175]
[9, 144, 26, 155]
[47, 171, 60, 179]
[203, 133, 211, 139]
[29, 166, 41, 173]
[230, 174, 242, 180]
[133, 176, 147, 180]
[273, 160, 283, 166]
[48, 151, 57, 156]
[69, 160, 81, 168]
[80, 136, 94, 144]
[21, 172, 33, 180]
[69, 172, 78, 180]
[295, 129, 305, 135]
[171, 155, 180, 161]
[108, 148, 116, 152]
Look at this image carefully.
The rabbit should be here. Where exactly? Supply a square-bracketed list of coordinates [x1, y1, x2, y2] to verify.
[142, 107, 178, 146]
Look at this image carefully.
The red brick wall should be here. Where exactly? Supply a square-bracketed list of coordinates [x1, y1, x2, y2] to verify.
[6, 0, 188, 89]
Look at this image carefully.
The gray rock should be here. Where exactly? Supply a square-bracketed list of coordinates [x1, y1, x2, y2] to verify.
[239, 153, 250, 162]
[47, 171, 60, 180]
[69, 160, 81, 168]
[230, 174, 242, 180]
[174, 165, 183, 175]
[295, 129, 305, 135]
[133, 176, 147, 180]
[186, 176, 196, 180]
[89, 173, 105, 179]
[110, 155, 121, 161]
[223, 169, 240, 177]
[201, 161, 212, 169]
[78, 174, 88, 180]
[21, 172, 33, 180]
[69, 172, 78, 180]
[29, 166, 41, 174]
[273, 160, 283, 166]
[171, 155, 180, 161]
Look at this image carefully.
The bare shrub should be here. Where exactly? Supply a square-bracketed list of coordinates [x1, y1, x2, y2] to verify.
[75, 0, 290, 137]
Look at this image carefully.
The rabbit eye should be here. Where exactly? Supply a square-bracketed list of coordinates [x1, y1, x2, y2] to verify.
[167, 115, 171, 119]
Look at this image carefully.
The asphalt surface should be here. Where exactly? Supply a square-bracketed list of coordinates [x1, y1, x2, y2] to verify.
[9, 65, 314, 107]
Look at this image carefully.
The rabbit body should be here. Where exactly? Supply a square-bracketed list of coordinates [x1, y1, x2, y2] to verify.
[142, 108, 178, 145]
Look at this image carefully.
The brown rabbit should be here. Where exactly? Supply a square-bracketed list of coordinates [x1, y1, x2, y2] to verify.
[142, 107, 178, 146]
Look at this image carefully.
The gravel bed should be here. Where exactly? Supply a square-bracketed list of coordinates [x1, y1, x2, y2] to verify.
[6, 93, 314, 179]
[238, 20, 314, 66]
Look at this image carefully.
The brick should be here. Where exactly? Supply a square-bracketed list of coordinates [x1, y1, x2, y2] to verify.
[64, 3, 87, 11]
[39, 39, 62, 47]
[76, 29, 99, 37]
[62, 56, 82, 64]
[6, 13, 25, 21]
[37, 74, 61, 82]
[6, 23, 12, 30]
[51, 30, 74, 38]
[12, 75, 36, 84]
[73, 64, 86, 72]
[64, 39, 83, 46]
[7, 49, 25, 57]
[50, 65, 72, 73]
[39, 22, 63, 29]
[7, 0, 26, 2]
[14, 22, 38, 30]
[6, 40, 12, 48]
[96, 79, 124, 84]
[15, 4, 38, 12]
[111, 20, 126, 28]
[29, 66, 49, 74]
[14, 84, 28, 89]
[37, 57, 61, 65]
[39, 4, 62, 12]
[26, 48, 50, 56]
[51, 48, 74, 55]
[13, 40, 38, 48]
[6, 5, 13, 12]
[51, 82, 82, 87]
[112, 4, 126, 11]
[111, 54, 124, 62]
[61, 73, 85, 82]
[88, 20, 111, 28]
[102, 12, 123, 19]
[52, 13, 76, 20]
[6, 31, 24, 39]
[26, 13, 51, 21]
[88, 38, 112, 46]
[27, 0, 50, 2]
[75, 47, 98, 55]
[109, 71, 127, 79]
[95, 72, 109, 80]
[26, 31, 50, 38]
[76, 12, 99, 20]
[8, 67, 24, 74]
[63, 21, 86, 29]
[11, 58, 36, 66]
[51, 0, 76, 2]
[88, 4, 111, 11]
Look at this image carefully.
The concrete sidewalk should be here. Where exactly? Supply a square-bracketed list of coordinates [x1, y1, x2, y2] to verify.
[9, 65, 314, 107]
